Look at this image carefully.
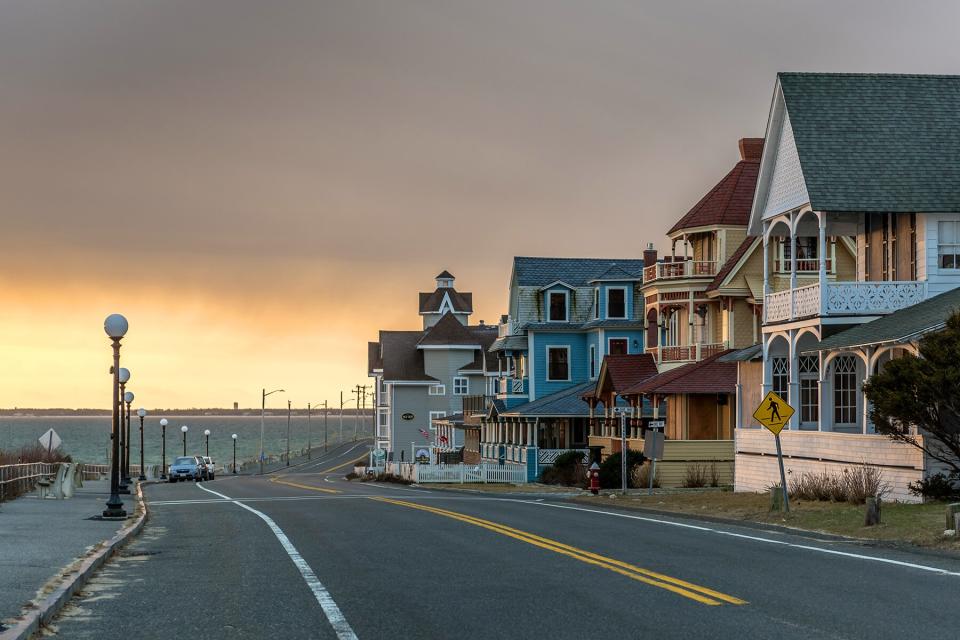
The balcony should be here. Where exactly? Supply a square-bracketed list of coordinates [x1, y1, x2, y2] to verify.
[764, 281, 928, 323]
[643, 260, 717, 284]
[646, 342, 727, 364]
[462, 395, 493, 416]
[495, 377, 528, 396]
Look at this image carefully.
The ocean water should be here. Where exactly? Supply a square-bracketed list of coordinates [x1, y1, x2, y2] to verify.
[0, 414, 371, 466]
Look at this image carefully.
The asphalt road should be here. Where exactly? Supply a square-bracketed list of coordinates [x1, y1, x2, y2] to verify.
[44, 442, 960, 639]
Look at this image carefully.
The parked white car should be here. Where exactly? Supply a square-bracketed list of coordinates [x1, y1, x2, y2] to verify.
[201, 456, 216, 480]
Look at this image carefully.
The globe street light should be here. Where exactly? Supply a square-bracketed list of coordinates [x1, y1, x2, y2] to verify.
[231, 433, 238, 474]
[117, 368, 131, 494]
[204, 429, 211, 457]
[137, 408, 147, 481]
[260, 388, 284, 475]
[102, 314, 128, 519]
[181, 425, 189, 456]
[122, 390, 135, 490]
[159, 418, 168, 479]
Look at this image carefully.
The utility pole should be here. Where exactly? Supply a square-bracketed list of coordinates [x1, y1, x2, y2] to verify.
[354, 385, 361, 441]
[323, 400, 329, 452]
[339, 391, 345, 445]
[286, 399, 292, 466]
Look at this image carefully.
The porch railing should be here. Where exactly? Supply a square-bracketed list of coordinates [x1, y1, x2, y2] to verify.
[650, 342, 727, 364]
[765, 281, 928, 323]
[643, 260, 717, 283]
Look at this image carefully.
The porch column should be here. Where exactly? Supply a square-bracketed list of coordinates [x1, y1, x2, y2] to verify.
[527, 422, 534, 446]
[762, 229, 770, 324]
[789, 210, 797, 320]
[788, 328, 800, 430]
[818, 212, 828, 315]
[862, 347, 874, 434]
[761, 335, 772, 398]
[818, 353, 830, 432]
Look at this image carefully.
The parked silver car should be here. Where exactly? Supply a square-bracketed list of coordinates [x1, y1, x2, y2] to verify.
[168, 456, 203, 482]
[201, 456, 216, 480]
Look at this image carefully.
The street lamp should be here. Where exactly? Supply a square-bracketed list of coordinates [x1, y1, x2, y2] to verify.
[232, 434, 238, 474]
[307, 401, 325, 460]
[286, 400, 292, 467]
[102, 314, 128, 519]
[117, 368, 131, 494]
[122, 390, 135, 489]
[260, 388, 284, 475]
[137, 408, 147, 481]
[181, 425, 189, 456]
[204, 429, 211, 457]
[159, 418, 168, 479]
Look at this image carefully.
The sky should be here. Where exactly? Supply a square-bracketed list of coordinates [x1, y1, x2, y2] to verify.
[2, 0, 959, 409]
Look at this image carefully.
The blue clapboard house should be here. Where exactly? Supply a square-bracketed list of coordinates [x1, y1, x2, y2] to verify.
[480, 257, 654, 472]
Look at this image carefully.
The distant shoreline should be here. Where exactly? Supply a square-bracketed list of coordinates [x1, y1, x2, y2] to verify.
[0, 409, 369, 417]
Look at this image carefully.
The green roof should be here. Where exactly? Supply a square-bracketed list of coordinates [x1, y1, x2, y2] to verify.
[808, 287, 960, 352]
[780, 73, 960, 213]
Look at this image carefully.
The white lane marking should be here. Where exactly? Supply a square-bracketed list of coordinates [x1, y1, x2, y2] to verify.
[295, 441, 371, 472]
[197, 484, 358, 639]
[525, 501, 960, 577]
[150, 494, 510, 506]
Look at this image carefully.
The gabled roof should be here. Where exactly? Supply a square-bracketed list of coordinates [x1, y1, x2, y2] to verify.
[624, 351, 736, 396]
[808, 287, 960, 353]
[512, 257, 646, 288]
[593, 354, 659, 397]
[418, 313, 482, 347]
[489, 335, 528, 352]
[436, 270, 455, 279]
[773, 73, 960, 213]
[379, 331, 437, 382]
[588, 263, 642, 283]
[367, 341, 383, 375]
[501, 381, 603, 418]
[668, 138, 762, 236]
[719, 343, 763, 362]
[419, 288, 473, 314]
[705, 236, 760, 292]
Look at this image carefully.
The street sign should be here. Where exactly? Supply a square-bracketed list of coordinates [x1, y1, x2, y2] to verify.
[752, 390, 794, 435]
[751, 390, 794, 513]
[643, 430, 664, 460]
[613, 406, 634, 416]
[648, 420, 665, 430]
[39, 428, 62, 453]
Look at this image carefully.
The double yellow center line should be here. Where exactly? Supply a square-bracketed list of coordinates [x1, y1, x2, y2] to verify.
[269, 476, 341, 494]
[371, 497, 746, 607]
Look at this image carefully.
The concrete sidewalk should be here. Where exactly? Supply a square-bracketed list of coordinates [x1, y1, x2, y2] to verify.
[0, 478, 132, 631]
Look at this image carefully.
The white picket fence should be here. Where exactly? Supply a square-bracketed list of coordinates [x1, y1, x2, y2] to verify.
[382, 462, 528, 484]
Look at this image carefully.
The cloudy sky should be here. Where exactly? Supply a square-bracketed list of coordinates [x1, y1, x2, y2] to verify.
[2, 0, 958, 408]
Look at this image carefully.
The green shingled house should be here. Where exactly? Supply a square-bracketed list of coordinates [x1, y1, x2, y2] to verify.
[738, 72, 960, 501]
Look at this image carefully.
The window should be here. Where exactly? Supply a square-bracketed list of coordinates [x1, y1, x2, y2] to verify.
[772, 357, 789, 403]
[833, 356, 858, 425]
[939, 221, 960, 269]
[547, 347, 570, 381]
[609, 338, 628, 355]
[548, 291, 568, 322]
[606, 288, 627, 319]
[377, 408, 389, 437]
[453, 377, 468, 395]
[777, 237, 819, 271]
[589, 345, 597, 379]
[799, 356, 819, 424]
[429, 384, 446, 396]
[593, 288, 600, 319]
[379, 379, 387, 395]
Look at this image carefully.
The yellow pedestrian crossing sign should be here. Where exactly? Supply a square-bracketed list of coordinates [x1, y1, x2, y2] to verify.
[752, 390, 794, 435]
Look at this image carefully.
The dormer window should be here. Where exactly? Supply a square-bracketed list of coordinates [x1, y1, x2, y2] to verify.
[593, 288, 600, 320]
[606, 287, 627, 319]
[548, 291, 568, 322]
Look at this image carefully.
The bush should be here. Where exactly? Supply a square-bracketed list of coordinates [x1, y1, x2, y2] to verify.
[540, 450, 587, 487]
[633, 462, 659, 489]
[682, 463, 708, 488]
[787, 465, 889, 504]
[909, 473, 960, 501]
[599, 450, 645, 489]
[0, 445, 72, 466]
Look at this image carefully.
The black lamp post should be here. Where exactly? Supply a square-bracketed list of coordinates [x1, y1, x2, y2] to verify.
[117, 370, 130, 494]
[159, 419, 168, 479]
[137, 408, 147, 481]
[204, 429, 210, 457]
[181, 425, 188, 456]
[122, 391, 134, 489]
[102, 314, 128, 519]
[232, 434, 238, 474]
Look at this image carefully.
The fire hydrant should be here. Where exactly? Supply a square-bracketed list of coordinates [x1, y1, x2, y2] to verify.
[589, 462, 600, 495]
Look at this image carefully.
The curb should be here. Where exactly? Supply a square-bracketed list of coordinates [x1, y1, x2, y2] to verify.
[0, 483, 150, 640]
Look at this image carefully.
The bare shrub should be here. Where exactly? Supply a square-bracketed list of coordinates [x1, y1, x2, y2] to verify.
[682, 463, 708, 488]
[0, 444, 71, 466]
[843, 465, 889, 504]
[787, 465, 889, 504]
[709, 463, 721, 487]
[633, 462, 660, 489]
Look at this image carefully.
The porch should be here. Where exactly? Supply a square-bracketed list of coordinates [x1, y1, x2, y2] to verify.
[588, 435, 734, 487]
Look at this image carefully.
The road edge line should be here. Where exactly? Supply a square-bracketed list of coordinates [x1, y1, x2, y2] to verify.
[1, 482, 151, 640]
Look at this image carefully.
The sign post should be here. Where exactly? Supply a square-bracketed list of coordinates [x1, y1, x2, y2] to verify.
[614, 407, 633, 493]
[644, 421, 665, 495]
[752, 390, 796, 512]
[39, 429, 62, 457]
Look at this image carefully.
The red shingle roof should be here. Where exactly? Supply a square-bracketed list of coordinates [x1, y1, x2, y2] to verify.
[668, 138, 762, 236]
[602, 354, 659, 393]
[624, 351, 737, 396]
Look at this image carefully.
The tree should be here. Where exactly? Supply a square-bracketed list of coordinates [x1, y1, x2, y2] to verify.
[863, 312, 960, 476]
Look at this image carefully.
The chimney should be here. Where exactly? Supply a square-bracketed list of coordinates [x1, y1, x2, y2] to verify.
[643, 242, 658, 268]
[738, 137, 764, 162]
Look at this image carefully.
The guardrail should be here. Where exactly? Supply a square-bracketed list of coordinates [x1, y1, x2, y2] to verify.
[0, 463, 62, 502]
